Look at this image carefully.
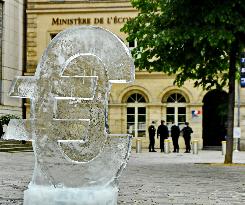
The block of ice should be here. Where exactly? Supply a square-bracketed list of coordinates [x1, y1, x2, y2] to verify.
[4, 26, 135, 205]
[24, 185, 118, 205]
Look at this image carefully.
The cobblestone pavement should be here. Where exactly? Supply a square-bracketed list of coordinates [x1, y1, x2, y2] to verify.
[0, 150, 245, 205]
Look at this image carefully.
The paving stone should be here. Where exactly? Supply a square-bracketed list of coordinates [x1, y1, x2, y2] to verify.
[0, 150, 245, 204]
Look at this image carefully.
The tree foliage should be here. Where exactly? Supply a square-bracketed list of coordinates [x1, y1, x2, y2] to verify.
[122, 0, 245, 163]
[122, 0, 245, 89]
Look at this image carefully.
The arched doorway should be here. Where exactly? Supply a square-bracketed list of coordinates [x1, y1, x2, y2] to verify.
[203, 90, 228, 147]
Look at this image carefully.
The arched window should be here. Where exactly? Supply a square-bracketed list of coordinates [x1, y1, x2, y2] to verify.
[166, 93, 186, 127]
[126, 93, 146, 137]
[127, 93, 146, 103]
[167, 93, 186, 103]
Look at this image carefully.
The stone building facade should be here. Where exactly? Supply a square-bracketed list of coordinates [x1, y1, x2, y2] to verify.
[25, 0, 245, 150]
[0, 0, 25, 117]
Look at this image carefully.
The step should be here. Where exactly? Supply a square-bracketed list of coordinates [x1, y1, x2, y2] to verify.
[0, 146, 33, 152]
[0, 140, 32, 145]
[7, 150, 34, 153]
[203, 146, 222, 151]
[0, 140, 33, 153]
[0, 140, 24, 145]
[0, 139, 32, 144]
[0, 144, 32, 149]
[0, 143, 32, 148]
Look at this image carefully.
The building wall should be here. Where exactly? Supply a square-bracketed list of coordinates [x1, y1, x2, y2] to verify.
[237, 84, 245, 150]
[26, 0, 136, 73]
[0, 0, 24, 117]
[26, 0, 245, 150]
[0, 2, 3, 104]
[109, 72, 205, 149]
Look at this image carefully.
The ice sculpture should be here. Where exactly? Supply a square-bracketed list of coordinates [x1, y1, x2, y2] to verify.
[4, 26, 135, 205]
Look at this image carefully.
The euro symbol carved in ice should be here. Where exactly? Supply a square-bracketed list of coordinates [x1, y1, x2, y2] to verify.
[4, 26, 135, 188]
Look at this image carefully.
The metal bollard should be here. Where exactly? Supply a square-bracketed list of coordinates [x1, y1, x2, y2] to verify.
[192, 140, 198, 154]
[168, 139, 172, 152]
[222, 141, 226, 155]
[136, 138, 142, 153]
[164, 139, 170, 154]
[234, 138, 239, 152]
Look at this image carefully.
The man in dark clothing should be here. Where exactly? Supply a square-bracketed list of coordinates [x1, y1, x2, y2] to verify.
[157, 120, 169, 152]
[171, 122, 180, 153]
[181, 122, 193, 153]
[148, 121, 156, 152]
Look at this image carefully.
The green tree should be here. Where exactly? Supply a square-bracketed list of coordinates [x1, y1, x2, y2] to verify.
[122, 0, 245, 163]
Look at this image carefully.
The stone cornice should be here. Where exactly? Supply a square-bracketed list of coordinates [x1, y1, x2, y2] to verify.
[136, 71, 175, 79]
[27, 0, 135, 14]
[27, 7, 136, 14]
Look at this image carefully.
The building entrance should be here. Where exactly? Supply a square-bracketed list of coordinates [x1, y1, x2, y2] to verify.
[202, 90, 228, 147]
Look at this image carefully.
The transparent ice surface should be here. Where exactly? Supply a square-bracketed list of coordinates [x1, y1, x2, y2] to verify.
[3, 119, 32, 141]
[9, 76, 37, 98]
[4, 26, 135, 204]
[24, 185, 119, 205]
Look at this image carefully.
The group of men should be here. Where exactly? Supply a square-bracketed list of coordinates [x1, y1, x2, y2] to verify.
[148, 120, 193, 153]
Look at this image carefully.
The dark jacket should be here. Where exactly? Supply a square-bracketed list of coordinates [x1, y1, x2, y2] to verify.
[182, 126, 193, 138]
[171, 125, 180, 138]
[148, 125, 156, 137]
[157, 124, 169, 138]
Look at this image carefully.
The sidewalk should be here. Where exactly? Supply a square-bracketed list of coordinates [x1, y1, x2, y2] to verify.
[0, 150, 245, 205]
[119, 149, 245, 205]
[131, 148, 245, 164]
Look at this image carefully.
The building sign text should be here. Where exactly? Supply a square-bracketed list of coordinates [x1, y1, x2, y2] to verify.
[52, 16, 133, 26]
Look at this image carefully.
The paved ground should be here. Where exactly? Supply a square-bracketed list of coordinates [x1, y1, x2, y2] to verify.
[0, 149, 245, 205]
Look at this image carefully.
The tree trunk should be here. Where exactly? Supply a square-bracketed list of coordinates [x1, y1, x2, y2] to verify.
[224, 40, 238, 164]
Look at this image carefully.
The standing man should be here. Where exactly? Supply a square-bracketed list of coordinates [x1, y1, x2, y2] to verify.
[171, 122, 180, 153]
[148, 121, 156, 152]
[157, 120, 169, 152]
[182, 122, 193, 153]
